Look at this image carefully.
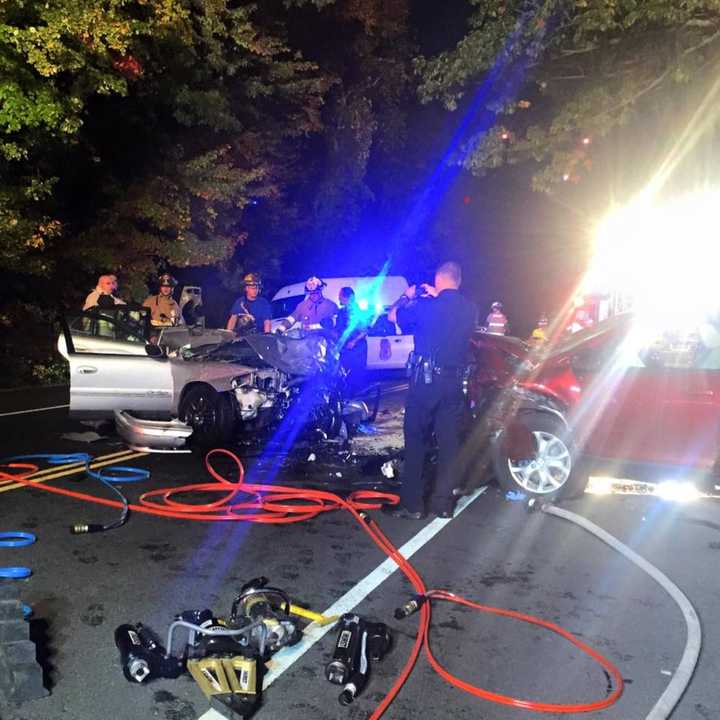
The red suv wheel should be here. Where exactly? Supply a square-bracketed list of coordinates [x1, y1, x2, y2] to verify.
[493, 411, 589, 498]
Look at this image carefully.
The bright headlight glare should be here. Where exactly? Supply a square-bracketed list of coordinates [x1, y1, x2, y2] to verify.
[586, 188, 720, 327]
[586, 476, 615, 495]
[655, 480, 700, 503]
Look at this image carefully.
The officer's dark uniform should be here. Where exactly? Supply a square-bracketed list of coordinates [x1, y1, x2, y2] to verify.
[397, 289, 476, 515]
[336, 301, 368, 395]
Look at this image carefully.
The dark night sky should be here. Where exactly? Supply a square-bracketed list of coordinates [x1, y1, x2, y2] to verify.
[191, 2, 720, 337]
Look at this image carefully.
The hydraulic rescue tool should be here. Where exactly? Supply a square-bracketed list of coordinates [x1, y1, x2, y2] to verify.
[229, 577, 302, 657]
[115, 623, 183, 683]
[325, 613, 392, 706]
[114, 579, 311, 719]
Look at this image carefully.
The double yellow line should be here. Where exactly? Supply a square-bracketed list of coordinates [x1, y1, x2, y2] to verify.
[0, 449, 148, 494]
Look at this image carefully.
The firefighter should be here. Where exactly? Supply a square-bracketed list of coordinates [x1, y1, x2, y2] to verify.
[387, 261, 477, 519]
[226, 273, 272, 335]
[276, 276, 338, 334]
[566, 306, 594, 334]
[486, 301, 508, 335]
[142, 273, 183, 327]
[83, 274, 125, 310]
[528, 313, 549, 347]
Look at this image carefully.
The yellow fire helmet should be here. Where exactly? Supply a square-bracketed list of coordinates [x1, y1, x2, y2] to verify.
[243, 273, 262, 287]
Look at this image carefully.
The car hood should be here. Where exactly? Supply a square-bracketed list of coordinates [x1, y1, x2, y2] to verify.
[244, 334, 332, 375]
[191, 333, 333, 376]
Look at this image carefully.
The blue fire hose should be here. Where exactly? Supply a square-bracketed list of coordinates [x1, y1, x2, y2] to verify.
[6, 453, 149, 534]
[1, 452, 151, 619]
[0, 531, 37, 618]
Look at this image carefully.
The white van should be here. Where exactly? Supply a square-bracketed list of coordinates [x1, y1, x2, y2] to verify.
[271, 276, 414, 370]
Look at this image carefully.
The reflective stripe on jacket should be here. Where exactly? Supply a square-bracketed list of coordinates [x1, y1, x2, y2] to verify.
[486, 311, 508, 335]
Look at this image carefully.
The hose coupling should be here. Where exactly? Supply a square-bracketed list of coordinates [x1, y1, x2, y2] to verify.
[394, 594, 426, 620]
[70, 523, 105, 535]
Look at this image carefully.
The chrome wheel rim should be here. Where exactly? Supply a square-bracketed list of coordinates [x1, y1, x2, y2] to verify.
[507, 430, 571, 494]
[183, 394, 217, 434]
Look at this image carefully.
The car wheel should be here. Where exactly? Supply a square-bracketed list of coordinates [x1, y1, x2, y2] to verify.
[179, 385, 235, 449]
[319, 390, 344, 439]
[493, 412, 587, 498]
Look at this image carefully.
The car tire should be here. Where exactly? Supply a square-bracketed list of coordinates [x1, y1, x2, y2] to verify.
[493, 411, 588, 498]
[321, 391, 344, 439]
[178, 385, 235, 449]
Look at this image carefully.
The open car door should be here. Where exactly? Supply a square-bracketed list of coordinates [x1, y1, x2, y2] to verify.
[60, 309, 174, 418]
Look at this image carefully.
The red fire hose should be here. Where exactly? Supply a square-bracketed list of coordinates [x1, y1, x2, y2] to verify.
[1, 451, 623, 716]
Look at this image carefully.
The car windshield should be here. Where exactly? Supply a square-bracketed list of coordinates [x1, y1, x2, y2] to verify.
[541, 312, 720, 372]
[545, 314, 631, 360]
[183, 337, 268, 366]
[271, 296, 303, 319]
[193, 333, 332, 375]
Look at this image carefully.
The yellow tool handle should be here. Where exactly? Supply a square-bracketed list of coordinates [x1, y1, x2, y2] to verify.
[288, 604, 338, 626]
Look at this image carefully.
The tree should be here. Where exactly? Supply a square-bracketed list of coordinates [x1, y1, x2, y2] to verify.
[1, 0, 331, 299]
[415, 1, 720, 193]
[281, 0, 416, 267]
[0, 0, 187, 274]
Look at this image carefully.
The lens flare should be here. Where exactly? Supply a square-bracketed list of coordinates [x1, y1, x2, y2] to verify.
[585, 188, 720, 329]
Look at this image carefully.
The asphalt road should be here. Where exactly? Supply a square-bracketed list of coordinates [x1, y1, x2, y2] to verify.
[0, 385, 718, 720]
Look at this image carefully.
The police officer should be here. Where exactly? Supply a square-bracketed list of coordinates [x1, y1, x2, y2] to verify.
[336, 286, 368, 395]
[387, 261, 476, 519]
[142, 273, 183, 327]
[226, 273, 272, 335]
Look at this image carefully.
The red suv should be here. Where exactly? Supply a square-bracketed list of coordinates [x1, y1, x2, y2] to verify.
[471, 314, 720, 498]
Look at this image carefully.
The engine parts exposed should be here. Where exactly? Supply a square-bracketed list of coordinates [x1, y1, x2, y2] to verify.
[114, 332, 373, 453]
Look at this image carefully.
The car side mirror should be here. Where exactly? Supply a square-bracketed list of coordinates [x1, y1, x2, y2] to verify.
[145, 343, 165, 358]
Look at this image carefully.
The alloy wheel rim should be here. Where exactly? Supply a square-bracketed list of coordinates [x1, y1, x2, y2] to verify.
[507, 430, 571, 494]
[185, 395, 216, 433]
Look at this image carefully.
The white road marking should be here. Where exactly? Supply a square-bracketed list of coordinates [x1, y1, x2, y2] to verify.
[197, 485, 487, 720]
[0, 403, 69, 418]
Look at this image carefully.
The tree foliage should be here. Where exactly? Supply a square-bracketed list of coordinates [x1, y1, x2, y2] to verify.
[0, 0, 421, 384]
[284, 0, 415, 258]
[416, 0, 720, 191]
[0, 0, 331, 296]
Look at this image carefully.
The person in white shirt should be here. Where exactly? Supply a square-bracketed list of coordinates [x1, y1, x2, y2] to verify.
[83, 274, 125, 310]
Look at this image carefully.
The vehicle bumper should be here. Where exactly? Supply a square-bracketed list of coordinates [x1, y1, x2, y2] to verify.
[114, 410, 193, 453]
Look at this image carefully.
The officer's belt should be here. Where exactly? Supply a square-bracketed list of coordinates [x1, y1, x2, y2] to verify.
[433, 366, 464, 377]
